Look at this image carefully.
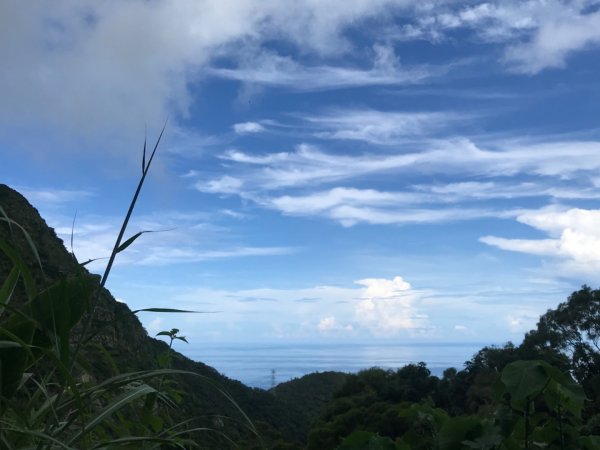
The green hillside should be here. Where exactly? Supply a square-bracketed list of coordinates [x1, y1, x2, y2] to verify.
[0, 184, 341, 448]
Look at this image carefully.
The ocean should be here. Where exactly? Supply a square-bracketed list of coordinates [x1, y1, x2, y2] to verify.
[186, 342, 491, 389]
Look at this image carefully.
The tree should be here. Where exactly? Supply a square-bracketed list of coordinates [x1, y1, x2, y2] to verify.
[521, 285, 600, 421]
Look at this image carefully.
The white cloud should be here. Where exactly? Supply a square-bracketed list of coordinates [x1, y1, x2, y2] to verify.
[46, 209, 294, 269]
[505, 8, 600, 74]
[2, 0, 599, 155]
[16, 187, 93, 206]
[304, 109, 462, 144]
[506, 309, 539, 333]
[264, 186, 523, 226]
[354, 276, 430, 336]
[0, 0, 437, 151]
[195, 176, 244, 194]
[233, 122, 265, 134]
[317, 316, 354, 333]
[210, 45, 440, 91]
[481, 207, 600, 276]
[146, 317, 164, 336]
[393, 1, 600, 73]
[203, 139, 600, 195]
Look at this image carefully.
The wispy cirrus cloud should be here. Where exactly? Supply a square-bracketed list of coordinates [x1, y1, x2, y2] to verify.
[14, 187, 94, 206]
[303, 109, 465, 144]
[209, 45, 443, 91]
[194, 138, 600, 195]
[46, 209, 293, 269]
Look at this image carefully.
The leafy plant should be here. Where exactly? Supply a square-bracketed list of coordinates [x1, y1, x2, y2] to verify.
[0, 129, 260, 449]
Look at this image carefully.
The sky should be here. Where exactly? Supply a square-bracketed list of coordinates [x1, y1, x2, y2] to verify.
[2, 0, 600, 349]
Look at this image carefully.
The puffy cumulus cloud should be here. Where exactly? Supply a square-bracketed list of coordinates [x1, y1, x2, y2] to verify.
[481, 207, 600, 276]
[354, 276, 430, 336]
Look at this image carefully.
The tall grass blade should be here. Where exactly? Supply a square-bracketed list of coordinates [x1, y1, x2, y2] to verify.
[0, 266, 19, 315]
[66, 383, 157, 445]
[100, 120, 166, 288]
[0, 206, 13, 235]
[0, 423, 79, 449]
[0, 217, 43, 272]
[142, 134, 147, 175]
[0, 239, 37, 300]
[80, 256, 109, 267]
[92, 435, 188, 450]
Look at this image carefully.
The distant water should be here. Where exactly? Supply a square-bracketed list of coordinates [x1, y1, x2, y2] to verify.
[186, 342, 490, 389]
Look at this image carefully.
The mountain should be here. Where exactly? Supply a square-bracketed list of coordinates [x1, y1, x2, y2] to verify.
[0, 184, 344, 447]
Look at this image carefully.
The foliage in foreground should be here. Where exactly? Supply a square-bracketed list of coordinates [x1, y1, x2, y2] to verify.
[0, 131, 261, 449]
[306, 286, 600, 449]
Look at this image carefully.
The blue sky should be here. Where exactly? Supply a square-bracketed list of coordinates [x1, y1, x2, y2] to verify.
[2, 1, 600, 348]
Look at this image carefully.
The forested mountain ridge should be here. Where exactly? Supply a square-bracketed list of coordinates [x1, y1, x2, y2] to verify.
[0, 184, 341, 447]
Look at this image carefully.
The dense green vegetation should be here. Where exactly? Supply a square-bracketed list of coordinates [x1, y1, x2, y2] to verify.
[0, 158, 598, 448]
[306, 287, 599, 449]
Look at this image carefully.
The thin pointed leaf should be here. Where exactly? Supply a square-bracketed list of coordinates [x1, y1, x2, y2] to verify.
[145, 119, 167, 174]
[0, 266, 19, 313]
[132, 307, 212, 314]
[0, 425, 77, 450]
[0, 217, 43, 271]
[0, 340, 23, 348]
[116, 228, 174, 254]
[116, 231, 144, 254]
[67, 384, 157, 445]
[142, 134, 147, 174]
[80, 256, 109, 267]
[70, 209, 77, 258]
[0, 205, 13, 234]
[175, 336, 189, 344]
[156, 331, 172, 337]
[92, 436, 187, 450]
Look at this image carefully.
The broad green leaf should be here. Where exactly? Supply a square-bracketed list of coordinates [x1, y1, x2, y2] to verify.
[501, 360, 550, 407]
[437, 416, 481, 449]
